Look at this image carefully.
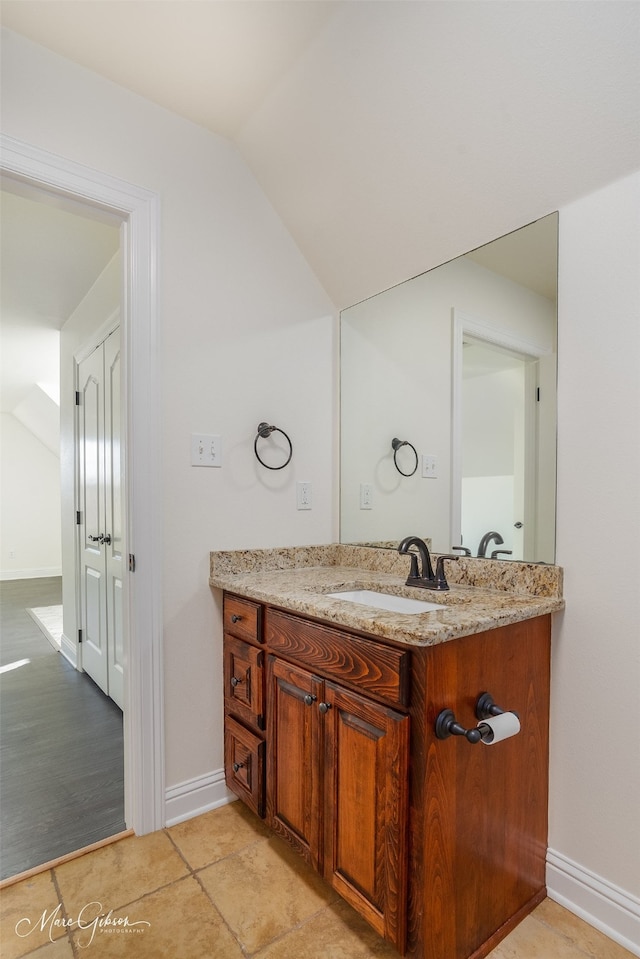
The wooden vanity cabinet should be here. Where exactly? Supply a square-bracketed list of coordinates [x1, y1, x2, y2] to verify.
[267, 652, 410, 950]
[222, 592, 551, 959]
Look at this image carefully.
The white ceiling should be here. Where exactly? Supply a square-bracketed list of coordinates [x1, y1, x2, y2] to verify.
[0, 0, 637, 442]
[1, 1, 638, 309]
[0, 185, 119, 413]
[0, 1, 341, 139]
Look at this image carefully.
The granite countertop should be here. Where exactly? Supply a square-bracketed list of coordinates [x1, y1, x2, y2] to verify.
[209, 544, 564, 648]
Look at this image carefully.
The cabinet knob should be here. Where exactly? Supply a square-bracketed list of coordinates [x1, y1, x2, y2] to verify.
[230, 676, 242, 687]
[231, 614, 242, 623]
[318, 702, 332, 715]
[303, 694, 317, 707]
[232, 762, 244, 772]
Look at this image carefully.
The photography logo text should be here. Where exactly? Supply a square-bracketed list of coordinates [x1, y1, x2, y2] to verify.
[16, 902, 151, 947]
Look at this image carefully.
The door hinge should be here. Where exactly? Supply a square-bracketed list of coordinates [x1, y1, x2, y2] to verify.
[78, 629, 83, 644]
[129, 554, 136, 572]
[536, 387, 540, 402]
[75, 390, 81, 406]
[76, 510, 82, 526]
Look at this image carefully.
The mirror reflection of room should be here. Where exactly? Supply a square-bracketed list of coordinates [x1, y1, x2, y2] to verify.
[340, 213, 557, 563]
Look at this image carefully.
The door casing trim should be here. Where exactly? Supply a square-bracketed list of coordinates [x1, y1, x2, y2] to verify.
[1, 133, 165, 835]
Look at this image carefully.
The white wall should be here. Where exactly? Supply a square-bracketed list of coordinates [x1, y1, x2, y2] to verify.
[0, 412, 61, 578]
[1, 29, 335, 796]
[550, 172, 640, 951]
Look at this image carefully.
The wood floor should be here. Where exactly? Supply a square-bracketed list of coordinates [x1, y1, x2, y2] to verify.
[0, 577, 125, 880]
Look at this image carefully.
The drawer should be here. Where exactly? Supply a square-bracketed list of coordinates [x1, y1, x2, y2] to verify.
[224, 634, 265, 731]
[224, 594, 262, 644]
[224, 716, 265, 818]
[265, 609, 409, 707]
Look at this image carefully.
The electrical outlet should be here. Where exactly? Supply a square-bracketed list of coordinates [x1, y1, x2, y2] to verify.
[360, 483, 373, 509]
[191, 434, 222, 467]
[297, 481, 312, 510]
[422, 454, 437, 479]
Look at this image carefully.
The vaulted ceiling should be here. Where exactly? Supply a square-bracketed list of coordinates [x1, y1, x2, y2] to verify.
[1, 0, 638, 450]
[2, 1, 639, 308]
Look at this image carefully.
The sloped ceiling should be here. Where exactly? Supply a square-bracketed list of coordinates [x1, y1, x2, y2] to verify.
[0, 186, 119, 451]
[1, 0, 639, 310]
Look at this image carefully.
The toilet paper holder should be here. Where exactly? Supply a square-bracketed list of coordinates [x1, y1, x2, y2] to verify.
[435, 692, 518, 744]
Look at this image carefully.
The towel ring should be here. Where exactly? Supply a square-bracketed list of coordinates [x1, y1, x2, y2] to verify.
[254, 422, 293, 470]
[392, 437, 418, 477]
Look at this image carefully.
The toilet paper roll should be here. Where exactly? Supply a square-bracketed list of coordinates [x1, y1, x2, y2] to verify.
[477, 711, 520, 744]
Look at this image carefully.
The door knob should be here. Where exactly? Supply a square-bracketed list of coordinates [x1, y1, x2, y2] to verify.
[88, 534, 102, 542]
[102, 533, 112, 545]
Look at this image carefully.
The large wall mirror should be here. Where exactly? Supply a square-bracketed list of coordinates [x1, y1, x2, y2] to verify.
[339, 213, 558, 563]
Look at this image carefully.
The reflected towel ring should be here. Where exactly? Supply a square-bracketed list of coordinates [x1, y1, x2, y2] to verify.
[254, 422, 293, 470]
[392, 437, 418, 477]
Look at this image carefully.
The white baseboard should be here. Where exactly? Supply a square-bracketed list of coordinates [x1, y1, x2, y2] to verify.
[60, 632, 78, 668]
[0, 567, 62, 581]
[547, 848, 640, 957]
[164, 768, 236, 827]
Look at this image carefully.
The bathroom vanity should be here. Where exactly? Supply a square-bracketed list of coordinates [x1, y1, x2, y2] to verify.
[211, 545, 563, 959]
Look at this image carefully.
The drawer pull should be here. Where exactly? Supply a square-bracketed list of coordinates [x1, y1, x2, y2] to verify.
[230, 676, 243, 687]
[232, 762, 244, 772]
[318, 701, 332, 715]
[303, 694, 317, 707]
[231, 614, 242, 623]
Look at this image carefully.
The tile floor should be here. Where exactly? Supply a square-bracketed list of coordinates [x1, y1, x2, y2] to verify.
[0, 801, 633, 959]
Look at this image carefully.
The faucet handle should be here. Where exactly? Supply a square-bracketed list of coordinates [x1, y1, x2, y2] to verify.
[434, 554, 459, 590]
[451, 545, 471, 556]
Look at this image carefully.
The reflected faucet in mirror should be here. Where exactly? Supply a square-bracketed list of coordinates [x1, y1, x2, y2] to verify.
[398, 536, 459, 591]
[452, 530, 513, 559]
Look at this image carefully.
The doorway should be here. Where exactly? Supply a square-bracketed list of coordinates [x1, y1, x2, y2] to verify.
[1, 133, 164, 855]
[451, 309, 552, 563]
[459, 337, 534, 561]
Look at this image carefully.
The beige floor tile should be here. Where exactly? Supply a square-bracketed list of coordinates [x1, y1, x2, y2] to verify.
[54, 830, 189, 918]
[0, 871, 65, 959]
[69, 875, 244, 959]
[488, 912, 598, 959]
[254, 899, 402, 959]
[17, 939, 75, 958]
[198, 834, 337, 953]
[167, 800, 270, 870]
[533, 899, 635, 958]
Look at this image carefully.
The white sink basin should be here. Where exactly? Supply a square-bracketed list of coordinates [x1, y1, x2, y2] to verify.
[325, 589, 442, 615]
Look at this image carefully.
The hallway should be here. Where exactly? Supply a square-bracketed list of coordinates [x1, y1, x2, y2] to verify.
[0, 577, 125, 880]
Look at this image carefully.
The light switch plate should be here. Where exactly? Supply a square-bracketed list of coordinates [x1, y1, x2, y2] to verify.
[191, 434, 222, 467]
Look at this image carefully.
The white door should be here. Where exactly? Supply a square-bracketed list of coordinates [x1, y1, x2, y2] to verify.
[459, 339, 536, 561]
[104, 330, 124, 708]
[78, 328, 123, 708]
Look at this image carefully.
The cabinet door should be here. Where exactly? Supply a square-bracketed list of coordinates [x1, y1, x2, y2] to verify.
[266, 656, 323, 870]
[224, 634, 265, 731]
[323, 681, 409, 953]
